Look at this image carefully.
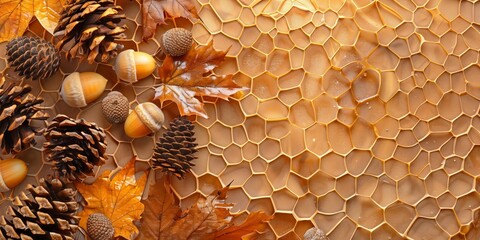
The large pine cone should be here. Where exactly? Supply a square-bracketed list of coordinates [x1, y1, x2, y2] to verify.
[6, 36, 60, 80]
[54, 0, 127, 63]
[0, 177, 80, 240]
[0, 84, 49, 154]
[44, 114, 107, 182]
[151, 117, 198, 179]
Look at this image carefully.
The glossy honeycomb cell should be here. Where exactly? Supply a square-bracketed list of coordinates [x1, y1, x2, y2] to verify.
[1, 0, 480, 239]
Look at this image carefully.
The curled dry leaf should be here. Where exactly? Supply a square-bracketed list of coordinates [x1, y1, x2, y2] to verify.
[137, 171, 271, 240]
[0, 0, 66, 42]
[76, 157, 147, 240]
[154, 41, 248, 118]
[142, 0, 198, 40]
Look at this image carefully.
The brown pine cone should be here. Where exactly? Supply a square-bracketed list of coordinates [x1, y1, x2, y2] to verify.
[54, 0, 127, 63]
[44, 114, 107, 182]
[87, 213, 114, 240]
[151, 117, 198, 179]
[161, 28, 193, 57]
[0, 177, 79, 240]
[6, 36, 60, 80]
[0, 84, 49, 154]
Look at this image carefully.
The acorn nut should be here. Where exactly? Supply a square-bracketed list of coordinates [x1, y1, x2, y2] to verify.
[124, 102, 164, 138]
[102, 91, 129, 124]
[61, 72, 108, 108]
[114, 50, 156, 82]
[161, 28, 193, 57]
[87, 213, 115, 240]
[0, 159, 28, 192]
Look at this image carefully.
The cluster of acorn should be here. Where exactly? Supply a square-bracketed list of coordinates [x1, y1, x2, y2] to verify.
[0, 28, 196, 240]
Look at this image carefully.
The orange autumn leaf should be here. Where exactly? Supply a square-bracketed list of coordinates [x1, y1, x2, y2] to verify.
[137, 176, 271, 240]
[0, 0, 66, 42]
[76, 157, 147, 240]
[142, 0, 198, 40]
[154, 41, 248, 118]
[214, 211, 273, 240]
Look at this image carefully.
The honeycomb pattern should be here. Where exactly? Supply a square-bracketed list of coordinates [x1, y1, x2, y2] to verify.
[1, 0, 480, 239]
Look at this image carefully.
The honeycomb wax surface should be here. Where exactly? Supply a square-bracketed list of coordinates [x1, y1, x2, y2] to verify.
[1, 0, 480, 239]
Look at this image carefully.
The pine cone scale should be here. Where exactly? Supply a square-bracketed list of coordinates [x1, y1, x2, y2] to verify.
[55, 0, 126, 63]
[44, 115, 107, 182]
[152, 117, 198, 179]
[0, 178, 79, 239]
[6, 37, 60, 80]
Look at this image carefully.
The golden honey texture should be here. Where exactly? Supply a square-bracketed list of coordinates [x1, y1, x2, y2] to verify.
[1, 0, 480, 239]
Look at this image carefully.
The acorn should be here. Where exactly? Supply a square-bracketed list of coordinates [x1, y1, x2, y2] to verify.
[0, 159, 28, 192]
[87, 213, 115, 240]
[161, 28, 193, 57]
[124, 102, 164, 138]
[61, 72, 108, 108]
[102, 91, 129, 124]
[114, 50, 156, 82]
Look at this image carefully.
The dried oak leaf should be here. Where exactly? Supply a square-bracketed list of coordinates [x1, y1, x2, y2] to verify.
[154, 41, 248, 118]
[137, 172, 271, 240]
[76, 157, 147, 240]
[0, 0, 66, 42]
[142, 0, 198, 40]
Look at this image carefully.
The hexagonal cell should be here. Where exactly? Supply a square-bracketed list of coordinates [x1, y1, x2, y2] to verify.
[237, 48, 266, 77]
[371, 175, 397, 207]
[417, 197, 440, 218]
[243, 175, 273, 198]
[289, 99, 315, 128]
[317, 191, 344, 214]
[398, 175, 427, 205]
[291, 151, 319, 179]
[385, 201, 416, 234]
[309, 171, 335, 196]
[449, 172, 474, 197]
[252, 73, 279, 99]
[272, 188, 298, 212]
[294, 194, 317, 219]
[269, 213, 297, 237]
[266, 49, 291, 76]
[312, 94, 338, 124]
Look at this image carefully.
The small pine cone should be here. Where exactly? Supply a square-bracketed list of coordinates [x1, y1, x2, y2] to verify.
[54, 0, 127, 63]
[0, 84, 49, 154]
[44, 114, 107, 182]
[0, 177, 80, 240]
[6, 36, 60, 80]
[87, 213, 114, 240]
[151, 117, 197, 179]
[161, 28, 193, 57]
[102, 91, 129, 124]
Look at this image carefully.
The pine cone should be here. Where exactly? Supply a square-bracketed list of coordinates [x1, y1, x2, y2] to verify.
[0, 177, 79, 240]
[6, 36, 60, 80]
[44, 114, 107, 182]
[151, 117, 197, 179]
[87, 213, 114, 240]
[54, 0, 127, 63]
[0, 84, 49, 154]
[161, 28, 193, 57]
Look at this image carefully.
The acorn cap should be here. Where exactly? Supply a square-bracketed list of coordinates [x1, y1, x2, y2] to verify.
[87, 213, 114, 240]
[161, 28, 193, 57]
[102, 91, 129, 124]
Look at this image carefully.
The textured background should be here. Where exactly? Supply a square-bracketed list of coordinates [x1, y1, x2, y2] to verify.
[2, 0, 480, 239]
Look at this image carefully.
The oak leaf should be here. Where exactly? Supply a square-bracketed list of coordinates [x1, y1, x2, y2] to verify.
[154, 41, 248, 118]
[137, 172, 271, 240]
[0, 0, 66, 42]
[76, 157, 147, 240]
[142, 0, 198, 40]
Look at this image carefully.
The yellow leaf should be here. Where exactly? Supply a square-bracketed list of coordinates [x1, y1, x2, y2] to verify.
[0, 0, 34, 42]
[154, 41, 248, 118]
[76, 157, 147, 239]
[0, 0, 65, 42]
[142, 0, 198, 40]
[34, 0, 67, 34]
